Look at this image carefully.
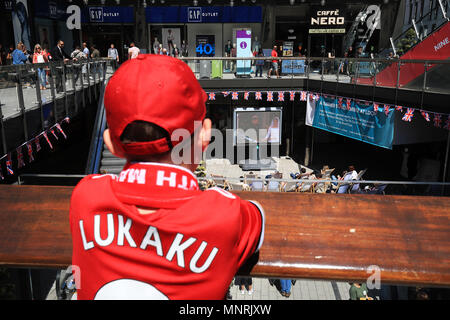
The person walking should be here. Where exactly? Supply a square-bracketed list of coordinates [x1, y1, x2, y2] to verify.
[108, 43, 119, 71]
[33, 44, 49, 90]
[51, 40, 71, 93]
[128, 42, 140, 60]
[267, 45, 280, 79]
[255, 48, 264, 78]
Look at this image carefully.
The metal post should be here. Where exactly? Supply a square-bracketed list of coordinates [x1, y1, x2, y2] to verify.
[71, 64, 78, 115]
[62, 62, 69, 118]
[442, 130, 450, 196]
[0, 108, 7, 155]
[16, 70, 29, 140]
[34, 68, 44, 131]
[80, 63, 86, 109]
[48, 63, 58, 126]
[87, 62, 92, 104]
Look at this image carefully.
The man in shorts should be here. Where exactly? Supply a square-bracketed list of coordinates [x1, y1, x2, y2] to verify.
[70, 54, 265, 300]
[267, 45, 280, 79]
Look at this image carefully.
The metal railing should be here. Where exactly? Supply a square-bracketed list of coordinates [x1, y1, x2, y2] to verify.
[177, 56, 450, 94]
[0, 58, 111, 156]
[17, 173, 450, 197]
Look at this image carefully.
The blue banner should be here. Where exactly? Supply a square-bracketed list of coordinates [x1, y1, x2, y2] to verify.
[281, 60, 305, 74]
[146, 6, 262, 23]
[81, 6, 134, 23]
[307, 95, 394, 149]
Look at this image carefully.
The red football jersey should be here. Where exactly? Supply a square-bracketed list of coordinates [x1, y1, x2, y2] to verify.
[70, 162, 264, 300]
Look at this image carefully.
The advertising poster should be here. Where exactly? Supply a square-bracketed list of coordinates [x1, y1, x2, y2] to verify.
[196, 35, 215, 57]
[306, 95, 394, 149]
[236, 30, 252, 76]
[11, 0, 31, 51]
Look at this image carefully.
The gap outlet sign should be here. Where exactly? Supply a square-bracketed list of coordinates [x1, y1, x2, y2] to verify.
[81, 6, 134, 23]
[146, 6, 262, 23]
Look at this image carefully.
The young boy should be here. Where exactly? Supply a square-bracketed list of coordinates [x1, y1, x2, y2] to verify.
[70, 54, 265, 300]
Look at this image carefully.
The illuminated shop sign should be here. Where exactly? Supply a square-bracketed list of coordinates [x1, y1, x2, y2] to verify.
[81, 6, 135, 23]
[309, 7, 346, 34]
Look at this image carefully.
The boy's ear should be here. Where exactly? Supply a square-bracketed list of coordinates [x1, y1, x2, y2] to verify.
[103, 129, 126, 159]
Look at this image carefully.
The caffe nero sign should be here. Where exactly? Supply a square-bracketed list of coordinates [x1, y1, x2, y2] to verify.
[309, 7, 346, 34]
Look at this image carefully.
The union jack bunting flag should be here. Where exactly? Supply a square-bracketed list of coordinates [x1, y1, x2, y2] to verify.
[278, 91, 285, 102]
[346, 99, 352, 110]
[300, 91, 307, 101]
[267, 91, 273, 101]
[314, 94, 320, 101]
[402, 108, 415, 122]
[244, 92, 250, 100]
[255, 91, 262, 100]
[338, 97, 343, 108]
[208, 92, 216, 100]
[6, 154, 13, 175]
[373, 103, 379, 113]
[43, 132, 53, 149]
[16, 147, 25, 169]
[27, 143, 34, 163]
[421, 110, 430, 122]
[434, 114, 442, 128]
[395, 105, 403, 111]
[289, 91, 295, 101]
[384, 105, 391, 116]
[35, 136, 41, 152]
[232, 92, 239, 100]
[50, 128, 59, 140]
[445, 116, 450, 130]
[56, 123, 67, 139]
[222, 91, 230, 97]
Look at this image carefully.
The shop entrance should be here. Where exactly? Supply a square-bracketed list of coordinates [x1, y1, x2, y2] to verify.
[82, 25, 134, 62]
[308, 33, 344, 58]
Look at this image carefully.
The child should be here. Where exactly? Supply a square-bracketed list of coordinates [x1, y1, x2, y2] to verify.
[70, 55, 265, 300]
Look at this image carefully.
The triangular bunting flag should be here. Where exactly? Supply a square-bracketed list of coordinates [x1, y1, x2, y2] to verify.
[35, 136, 42, 152]
[267, 91, 273, 101]
[244, 92, 249, 100]
[277, 91, 285, 102]
[300, 91, 307, 101]
[373, 103, 379, 113]
[56, 123, 67, 139]
[384, 105, 391, 116]
[402, 108, 415, 122]
[208, 92, 216, 101]
[255, 92, 262, 100]
[43, 132, 53, 149]
[420, 110, 430, 122]
[27, 143, 34, 163]
[16, 147, 25, 169]
[434, 114, 442, 128]
[222, 91, 230, 97]
[6, 154, 14, 175]
[232, 92, 239, 100]
[445, 116, 450, 130]
[289, 91, 295, 101]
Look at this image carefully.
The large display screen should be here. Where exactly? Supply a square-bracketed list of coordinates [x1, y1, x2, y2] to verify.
[234, 108, 282, 145]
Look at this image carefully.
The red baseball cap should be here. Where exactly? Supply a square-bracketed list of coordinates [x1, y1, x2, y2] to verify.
[104, 54, 207, 155]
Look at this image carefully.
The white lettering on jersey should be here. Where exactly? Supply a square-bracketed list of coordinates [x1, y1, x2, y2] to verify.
[190, 241, 219, 274]
[94, 214, 115, 247]
[177, 175, 188, 190]
[118, 169, 146, 184]
[166, 233, 197, 268]
[78, 216, 219, 273]
[79, 220, 94, 250]
[140, 226, 163, 256]
[117, 215, 136, 247]
[156, 170, 177, 187]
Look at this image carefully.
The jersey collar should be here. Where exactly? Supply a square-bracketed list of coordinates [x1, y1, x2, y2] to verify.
[111, 162, 200, 209]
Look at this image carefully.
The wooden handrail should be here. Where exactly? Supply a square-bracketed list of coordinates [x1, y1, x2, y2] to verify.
[0, 185, 449, 287]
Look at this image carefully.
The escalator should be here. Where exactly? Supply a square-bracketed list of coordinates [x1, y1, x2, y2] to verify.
[356, 20, 450, 90]
[85, 81, 125, 176]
